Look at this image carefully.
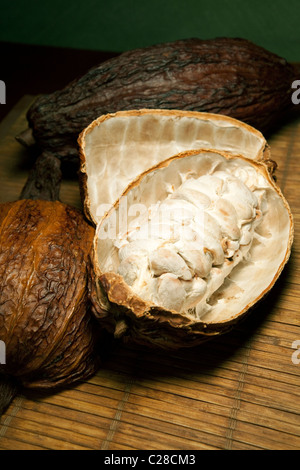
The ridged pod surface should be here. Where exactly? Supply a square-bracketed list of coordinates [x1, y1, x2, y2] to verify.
[0, 199, 100, 389]
[23, 38, 297, 161]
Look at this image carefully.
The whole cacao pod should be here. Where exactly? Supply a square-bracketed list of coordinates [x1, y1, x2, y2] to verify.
[0, 156, 102, 415]
[0, 200, 100, 390]
[19, 37, 297, 163]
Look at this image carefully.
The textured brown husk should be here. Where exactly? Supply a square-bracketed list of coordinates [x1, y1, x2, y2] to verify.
[23, 38, 297, 163]
[0, 199, 100, 390]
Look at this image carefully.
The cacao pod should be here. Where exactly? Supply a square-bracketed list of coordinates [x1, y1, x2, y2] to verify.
[0, 200, 101, 390]
[19, 37, 297, 164]
[78, 108, 274, 225]
[0, 156, 102, 415]
[89, 149, 293, 349]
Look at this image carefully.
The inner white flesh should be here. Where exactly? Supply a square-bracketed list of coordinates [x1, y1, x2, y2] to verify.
[114, 167, 267, 320]
[84, 113, 266, 224]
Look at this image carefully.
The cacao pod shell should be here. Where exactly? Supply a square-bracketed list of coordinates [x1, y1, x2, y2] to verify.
[88, 149, 293, 349]
[22, 37, 297, 162]
[0, 199, 101, 389]
[78, 108, 274, 226]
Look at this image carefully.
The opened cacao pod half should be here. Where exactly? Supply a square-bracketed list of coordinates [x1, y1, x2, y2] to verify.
[91, 150, 293, 348]
[79, 110, 293, 349]
[0, 199, 101, 390]
[78, 109, 273, 225]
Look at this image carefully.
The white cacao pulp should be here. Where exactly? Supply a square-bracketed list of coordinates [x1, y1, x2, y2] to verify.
[96, 150, 293, 325]
[114, 166, 266, 319]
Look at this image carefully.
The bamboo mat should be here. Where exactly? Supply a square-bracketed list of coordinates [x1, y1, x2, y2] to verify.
[0, 96, 299, 451]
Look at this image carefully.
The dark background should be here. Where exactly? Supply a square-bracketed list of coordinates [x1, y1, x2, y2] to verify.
[0, 0, 299, 60]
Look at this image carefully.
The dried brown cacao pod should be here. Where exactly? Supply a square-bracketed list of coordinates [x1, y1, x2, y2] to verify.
[0, 155, 102, 414]
[18, 37, 297, 164]
[0, 200, 101, 393]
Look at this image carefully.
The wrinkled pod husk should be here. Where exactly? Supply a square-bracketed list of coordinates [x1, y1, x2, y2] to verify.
[0, 153, 101, 416]
[0, 153, 62, 414]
